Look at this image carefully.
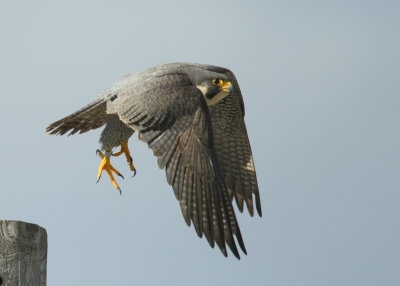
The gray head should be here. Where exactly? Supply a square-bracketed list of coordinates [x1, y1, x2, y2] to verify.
[183, 65, 234, 106]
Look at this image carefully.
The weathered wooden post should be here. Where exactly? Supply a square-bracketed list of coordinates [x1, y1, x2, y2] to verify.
[0, 221, 47, 286]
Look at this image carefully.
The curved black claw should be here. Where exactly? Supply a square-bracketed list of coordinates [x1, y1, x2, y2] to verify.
[96, 149, 101, 155]
[132, 169, 137, 178]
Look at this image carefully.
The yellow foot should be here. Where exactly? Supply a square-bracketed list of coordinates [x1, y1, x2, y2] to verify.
[96, 150, 124, 194]
[112, 140, 137, 176]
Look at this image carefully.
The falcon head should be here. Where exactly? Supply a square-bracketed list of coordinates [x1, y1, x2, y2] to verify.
[195, 76, 233, 106]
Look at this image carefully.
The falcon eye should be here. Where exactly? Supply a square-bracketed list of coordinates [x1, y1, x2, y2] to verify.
[212, 78, 223, 86]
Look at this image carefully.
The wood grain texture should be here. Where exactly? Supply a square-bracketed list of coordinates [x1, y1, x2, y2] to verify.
[0, 221, 47, 286]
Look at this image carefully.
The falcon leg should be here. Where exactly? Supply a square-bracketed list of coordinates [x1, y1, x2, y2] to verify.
[96, 150, 124, 194]
[112, 140, 137, 176]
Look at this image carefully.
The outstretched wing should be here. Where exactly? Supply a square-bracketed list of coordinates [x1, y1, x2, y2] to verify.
[45, 97, 110, 136]
[209, 71, 262, 217]
[108, 74, 246, 258]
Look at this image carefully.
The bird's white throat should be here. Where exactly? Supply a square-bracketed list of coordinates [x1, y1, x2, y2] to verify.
[196, 85, 230, 106]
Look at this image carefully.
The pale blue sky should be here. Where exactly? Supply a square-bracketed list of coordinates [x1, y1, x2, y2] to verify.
[1, 0, 399, 285]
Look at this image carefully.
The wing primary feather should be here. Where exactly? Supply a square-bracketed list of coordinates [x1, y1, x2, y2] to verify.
[234, 191, 245, 213]
[159, 137, 179, 169]
[169, 153, 183, 199]
[220, 179, 246, 258]
[193, 175, 203, 237]
[255, 192, 263, 217]
[184, 166, 193, 226]
[211, 189, 227, 257]
[179, 167, 190, 225]
[245, 196, 254, 217]
[202, 180, 214, 247]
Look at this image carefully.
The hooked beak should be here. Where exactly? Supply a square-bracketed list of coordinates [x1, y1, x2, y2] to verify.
[220, 81, 233, 93]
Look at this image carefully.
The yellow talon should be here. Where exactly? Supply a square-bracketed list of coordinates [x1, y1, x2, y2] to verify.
[113, 141, 137, 176]
[96, 150, 124, 194]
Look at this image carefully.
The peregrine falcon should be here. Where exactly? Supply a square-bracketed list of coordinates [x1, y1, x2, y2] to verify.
[46, 63, 261, 259]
